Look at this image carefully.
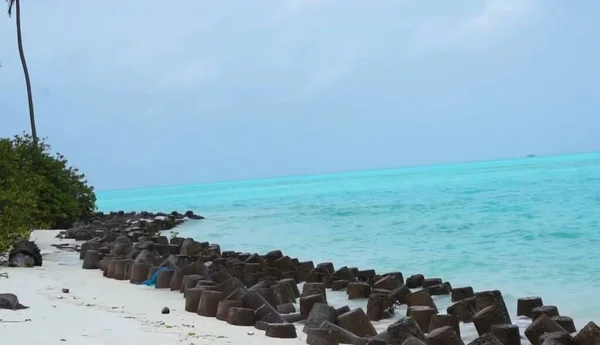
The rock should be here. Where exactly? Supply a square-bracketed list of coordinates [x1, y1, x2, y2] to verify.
[216, 299, 243, 321]
[254, 320, 268, 330]
[282, 312, 303, 323]
[390, 285, 412, 305]
[532, 305, 560, 320]
[105, 258, 119, 278]
[430, 314, 460, 338]
[265, 250, 284, 266]
[129, 262, 150, 284]
[274, 256, 296, 272]
[320, 320, 361, 344]
[227, 307, 255, 326]
[374, 275, 403, 291]
[553, 316, 577, 333]
[356, 269, 376, 283]
[184, 210, 204, 220]
[573, 321, 600, 345]
[272, 282, 296, 305]
[277, 302, 296, 314]
[337, 308, 377, 338]
[278, 277, 300, 298]
[300, 293, 327, 319]
[406, 274, 425, 288]
[422, 278, 442, 288]
[332, 280, 350, 291]
[219, 277, 245, 297]
[475, 290, 511, 323]
[112, 259, 132, 280]
[182, 275, 205, 295]
[382, 271, 404, 283]
[333, 266, 357, 282]
[303, 282, 327, 302]
[347, 282, 371, 299]
[452, 286, 475, 302]
[197, 290, 225, 317]
[447, 297, 477, 322]
[426, 326, 464, 345]
[265, 323, 297, 339]
[155, 269, 174, 289]
[467, 333, 504, 345]
[354, 338, 387, 345]
[402, 336, 428, 345]
[303, 303, 337, 333]
[0, 293, 28, 310]
[169, 265, 193, 291]
[472, 305, 512, 335]
[517, 296, 543, 318]
[539, 332, 574, 345]
[307, 328, 339, 345]
[180, 238, 203, 256]
[110, 236, 132, 256]
[257, 288, 278, 308]
[406, 290, 438, 311]
[316, 262, 335, 274]
[427, 284, 450, 296]
[524, 314, 567, 345]
[367, 293, 393, 321]
[186, 287, 212, 313]
[336, 305, 351, 316]
[82, 250, 100, 269]
[385, 316, 426, 345]
[491, 324, 521, 345]
[161, 307, 170, 314]
[407, 306, 437, 332]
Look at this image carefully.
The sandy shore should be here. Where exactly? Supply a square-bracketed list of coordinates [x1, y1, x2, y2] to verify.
[0, 230, 312, 345]
[1, 230, 559, 345]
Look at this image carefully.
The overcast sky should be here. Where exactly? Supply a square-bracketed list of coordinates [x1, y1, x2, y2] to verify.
[1, 0, 598, 190]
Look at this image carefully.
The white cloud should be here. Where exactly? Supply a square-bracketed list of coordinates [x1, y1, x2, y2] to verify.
[411, 0, 536, 53]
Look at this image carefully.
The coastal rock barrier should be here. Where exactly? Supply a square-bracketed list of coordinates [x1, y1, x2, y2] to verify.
[75, 224, 600, 345]
[62, 210, 204, 241]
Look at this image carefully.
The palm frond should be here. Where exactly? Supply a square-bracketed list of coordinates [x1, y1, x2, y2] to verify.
[6, 0, 15, 17]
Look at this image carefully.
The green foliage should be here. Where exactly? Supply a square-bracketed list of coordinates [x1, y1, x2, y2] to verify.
[0, 134, 97, 254]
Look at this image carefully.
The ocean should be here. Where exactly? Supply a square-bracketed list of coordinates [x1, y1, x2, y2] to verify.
[97, 152, 600, 338]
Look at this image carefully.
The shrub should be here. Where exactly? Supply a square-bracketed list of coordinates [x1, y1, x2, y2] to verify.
[0, 138, 45, 254]
[0, 134, 96, 253]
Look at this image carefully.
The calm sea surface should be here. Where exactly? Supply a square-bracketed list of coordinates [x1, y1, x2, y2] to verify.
[97, 153, 600, 334]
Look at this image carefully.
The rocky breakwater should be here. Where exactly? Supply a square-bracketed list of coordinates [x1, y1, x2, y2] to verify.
[76, 234, 600, 345]
[62, 210, 204, 241]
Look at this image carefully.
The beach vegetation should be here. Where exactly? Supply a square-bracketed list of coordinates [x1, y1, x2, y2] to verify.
[0, 134, 97, 255]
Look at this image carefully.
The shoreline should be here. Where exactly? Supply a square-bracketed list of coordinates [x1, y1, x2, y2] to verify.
[1, 230, 305, 345]
[3, 230, 598, 345]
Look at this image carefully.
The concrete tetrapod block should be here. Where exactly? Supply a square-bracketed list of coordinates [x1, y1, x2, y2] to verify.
[265, 323, 297, 339]
[516, 296, 543, 318]
[337, 308, 377, 338]
[426, 326, 464, 345]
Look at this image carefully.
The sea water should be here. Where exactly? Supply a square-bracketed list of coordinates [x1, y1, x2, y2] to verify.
[97, 152, 600, 340]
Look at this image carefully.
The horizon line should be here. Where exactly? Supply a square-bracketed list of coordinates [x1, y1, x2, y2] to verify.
[96, 149, 600, 194]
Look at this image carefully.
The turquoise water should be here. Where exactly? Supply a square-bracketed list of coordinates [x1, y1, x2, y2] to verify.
[98, 152, 600, 331]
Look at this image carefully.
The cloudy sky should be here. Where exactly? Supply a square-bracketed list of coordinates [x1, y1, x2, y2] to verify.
[1, 0, 598, 190]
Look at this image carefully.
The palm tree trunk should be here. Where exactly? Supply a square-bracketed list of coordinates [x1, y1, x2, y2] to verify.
[14, 0, 37, 144]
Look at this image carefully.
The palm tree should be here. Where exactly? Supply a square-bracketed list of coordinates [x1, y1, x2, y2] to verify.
[7, 0, 37, 144]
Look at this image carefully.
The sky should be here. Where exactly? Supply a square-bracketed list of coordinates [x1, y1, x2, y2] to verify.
[1, 0, 599, 190]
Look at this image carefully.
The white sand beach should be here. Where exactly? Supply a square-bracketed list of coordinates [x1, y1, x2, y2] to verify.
[0, 230, 310, 345]
[0, 230, 563, 345]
